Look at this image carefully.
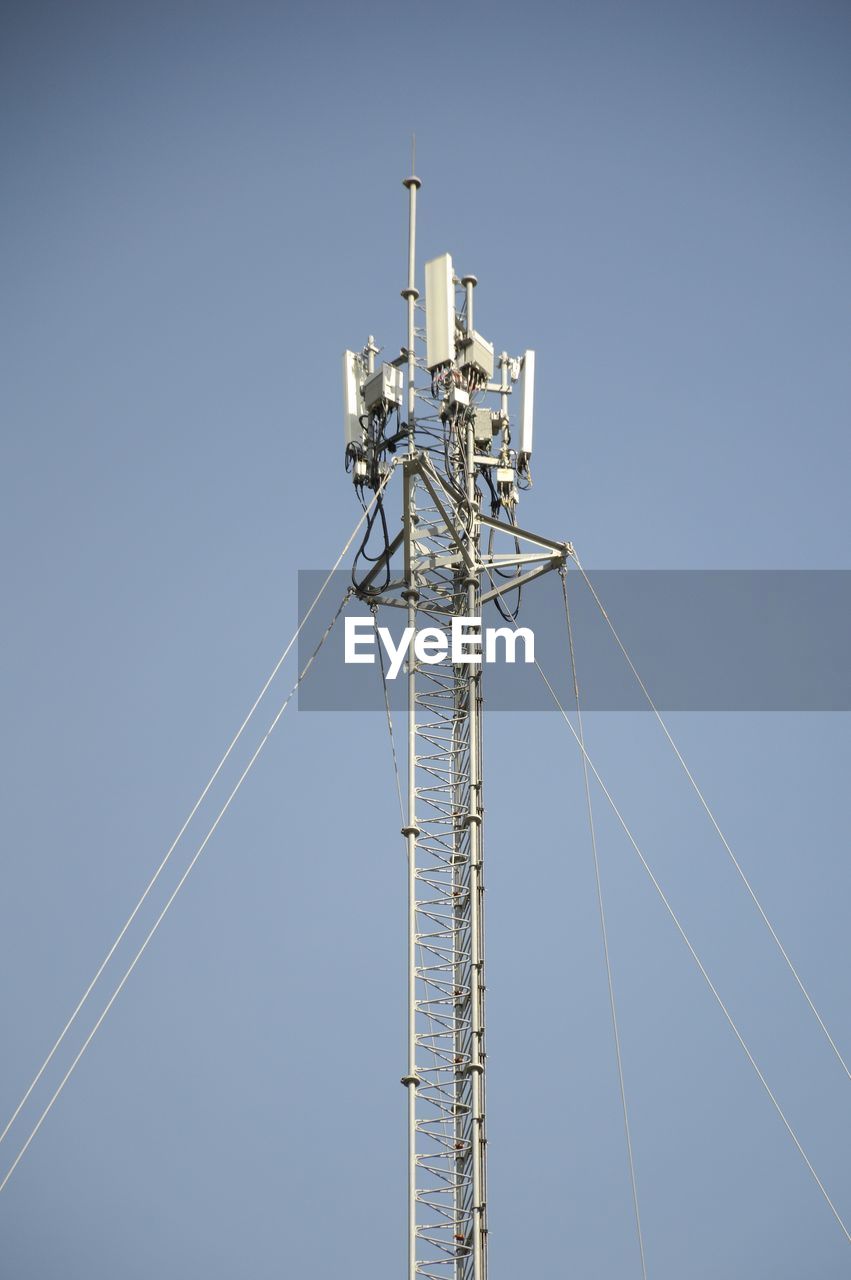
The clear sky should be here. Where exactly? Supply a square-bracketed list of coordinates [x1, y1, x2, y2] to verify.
[1, 1, 850, 1276]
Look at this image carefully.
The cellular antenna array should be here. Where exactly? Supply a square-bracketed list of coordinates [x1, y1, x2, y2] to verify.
[343, 172, 570, 1280]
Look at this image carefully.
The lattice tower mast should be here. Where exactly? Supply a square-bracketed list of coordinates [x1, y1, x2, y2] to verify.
[342, 172, 568, 1280]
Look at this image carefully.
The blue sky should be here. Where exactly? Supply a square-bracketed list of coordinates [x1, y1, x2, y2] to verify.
[1, 1, 850, 1275]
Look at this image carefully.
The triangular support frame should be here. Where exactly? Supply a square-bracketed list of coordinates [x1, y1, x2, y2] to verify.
[353, 454, 572, 611]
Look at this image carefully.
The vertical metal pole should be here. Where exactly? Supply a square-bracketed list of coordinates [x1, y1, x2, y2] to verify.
[401, 169, 421, 1280]
[462, 275, 477, 337]
[463, 292, 486, 1276]
[465, 444, 486, 1280]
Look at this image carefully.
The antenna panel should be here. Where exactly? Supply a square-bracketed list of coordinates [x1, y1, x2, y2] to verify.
[425, 253, 455, 370]
[342, 350, 364, 448]
[519, 349, 535, 457]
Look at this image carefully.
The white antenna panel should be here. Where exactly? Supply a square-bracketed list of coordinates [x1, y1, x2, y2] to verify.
[425, 253, 455, 370]
[519, 350, 535, 457]
[343, 350, 364, 448]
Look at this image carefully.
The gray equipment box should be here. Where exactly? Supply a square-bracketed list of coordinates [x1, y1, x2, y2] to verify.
[473, 407, 495, 446]
[456, 330, 495, 380]
[363, 363, 403, 413]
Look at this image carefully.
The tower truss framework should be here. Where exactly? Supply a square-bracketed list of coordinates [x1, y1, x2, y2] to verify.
[348, 174, 569, 1280]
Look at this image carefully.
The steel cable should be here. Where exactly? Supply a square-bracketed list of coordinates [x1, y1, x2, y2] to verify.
[0, 466, 395, 1158]
[562, 568, 649, 1280]
[373, 603, 405, 824]
[0, 589, 352, 1193]
[569, 549, 851, 1084]
[534, 623, 851, 1248]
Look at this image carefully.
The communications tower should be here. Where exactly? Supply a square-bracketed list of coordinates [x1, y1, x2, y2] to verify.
[343, 173, 570, 1280]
